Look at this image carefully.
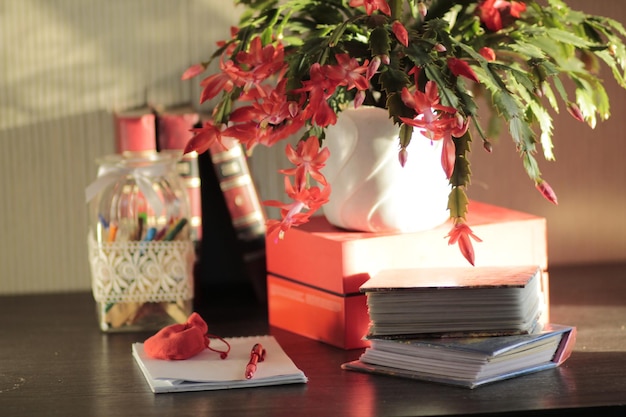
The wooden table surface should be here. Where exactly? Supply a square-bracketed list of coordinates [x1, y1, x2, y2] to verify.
[1, 263, 625, 417]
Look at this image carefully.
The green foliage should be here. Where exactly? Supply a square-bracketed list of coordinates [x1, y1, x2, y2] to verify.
[194, 0, 626, 225]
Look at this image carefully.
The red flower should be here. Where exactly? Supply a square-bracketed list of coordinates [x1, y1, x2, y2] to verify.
[348, 0, 391, 16]
[447, 57, 479, 83]
[324, 53, 370, 92]
[184, 121, 228, 155]
[297, 62, 345, 128]
[399, 81, 458, 141]
[446, 222, 483, 266]
[280, 136, 330, 190]
[264, 179, 331, 241]
[232, 37, 288, 94]
[199, 68, 235, 104]
[477, 0, 527, 32]
[181, 63, 206, 80]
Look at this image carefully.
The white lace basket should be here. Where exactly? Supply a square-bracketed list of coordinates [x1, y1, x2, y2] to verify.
[88, 232, 195, 304]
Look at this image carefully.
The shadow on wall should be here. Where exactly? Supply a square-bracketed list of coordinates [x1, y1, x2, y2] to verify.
[1, 0, 239, 131]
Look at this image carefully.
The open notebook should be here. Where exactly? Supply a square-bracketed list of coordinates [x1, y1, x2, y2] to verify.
[132, 335, 307, 393]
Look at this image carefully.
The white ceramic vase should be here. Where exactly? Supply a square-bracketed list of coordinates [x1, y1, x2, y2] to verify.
[322, 106, 450, 233]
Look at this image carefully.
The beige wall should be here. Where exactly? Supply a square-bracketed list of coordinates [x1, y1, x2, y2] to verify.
[1, 0, 624, 295]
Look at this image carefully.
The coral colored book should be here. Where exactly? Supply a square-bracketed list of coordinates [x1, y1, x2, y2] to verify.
[266, 201, 548, 296]
[156, 106, 202, 242]
[342, 324, 576, 389]
[114, 107, 157, 154]
[361, 265, 545, 337]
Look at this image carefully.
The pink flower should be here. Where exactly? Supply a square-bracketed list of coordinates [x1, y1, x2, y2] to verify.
[181, 63, 206, 80]
[348, 0, 391, 16]
[264, 179, 331, 241]
[446, 222, 483, 266]
[184, 121, 228, 155]
[324, 53, 370, 92]
[280, 136, 330, 190]
[199, 67, 235, 104]
[399, 81, 458, 141]
[477, 0, 527, 32]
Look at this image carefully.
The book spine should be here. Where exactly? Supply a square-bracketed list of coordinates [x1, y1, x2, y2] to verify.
[208, 137, 266, 243]
[156, 110, 202, 242]
[206, 136, 267, 301]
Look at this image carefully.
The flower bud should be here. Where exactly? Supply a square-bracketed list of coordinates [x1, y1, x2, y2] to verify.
[398, 147, 408, 167]
[392, 21, 409, 47]
[418, 2, 428, 17]
[535, 180, 558, 205]
[367, 56, 381, 80]
[483, 140, 493, 153]
[479, 47, 496, 62]
[354, 90, 366, 108]
[434, 43, 447, 53]
[567, 102, 585, 122]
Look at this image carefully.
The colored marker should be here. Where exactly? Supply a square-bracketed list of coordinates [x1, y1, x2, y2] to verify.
[163, 218, 188, 241]
[143, 227, 157, 242]
[107, 223, 118, 242]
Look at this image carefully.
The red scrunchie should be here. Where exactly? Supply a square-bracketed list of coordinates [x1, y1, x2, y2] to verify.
[144, 312, 229, 360]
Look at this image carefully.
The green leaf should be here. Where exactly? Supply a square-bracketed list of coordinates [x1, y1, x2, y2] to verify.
[522, 151, 542, 182]
[380, 67, 410, 95]
[508, 42, 547, 60]
[492, 90, 522, 121]
[424, 64, 459, 109]
[595, 49, 626, 89]
[528, 101, 555, 161]
[447, 186, 469, 219]
[404, 42, 435, 68]
[509, 117, 534, 149]
[546, 28, 593, 48]
[369, 26, 391, 57]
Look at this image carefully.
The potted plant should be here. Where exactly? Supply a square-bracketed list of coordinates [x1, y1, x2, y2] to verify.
[182, 0, 626, 265]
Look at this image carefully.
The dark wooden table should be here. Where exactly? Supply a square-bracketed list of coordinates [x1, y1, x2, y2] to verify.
[1, 264, 625, 417]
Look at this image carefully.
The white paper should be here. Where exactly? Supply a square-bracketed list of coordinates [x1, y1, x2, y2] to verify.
[132, 335, 307, 393]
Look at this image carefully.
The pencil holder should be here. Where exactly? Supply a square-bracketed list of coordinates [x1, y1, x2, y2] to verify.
[86, 152, 194, 332]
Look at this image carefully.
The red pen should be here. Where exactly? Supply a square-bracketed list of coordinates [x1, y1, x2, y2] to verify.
[245, 343, 266, 379]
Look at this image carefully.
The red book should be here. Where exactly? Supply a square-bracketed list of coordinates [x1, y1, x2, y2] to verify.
[114, 107, 157, 154]
[266, 201, 549, 349]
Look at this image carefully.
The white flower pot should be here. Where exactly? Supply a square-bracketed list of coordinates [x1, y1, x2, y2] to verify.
[322, 106, 450, 233]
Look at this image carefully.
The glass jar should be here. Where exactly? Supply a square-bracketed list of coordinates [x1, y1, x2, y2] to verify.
[86, 152, 194, 332]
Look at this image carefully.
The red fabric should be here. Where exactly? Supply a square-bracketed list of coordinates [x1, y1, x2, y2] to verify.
[144, 312, 209, 360]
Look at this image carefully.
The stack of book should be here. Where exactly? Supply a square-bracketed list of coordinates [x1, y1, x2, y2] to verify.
[266, 201, 550, 349]
[342, 266, 576, 388]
